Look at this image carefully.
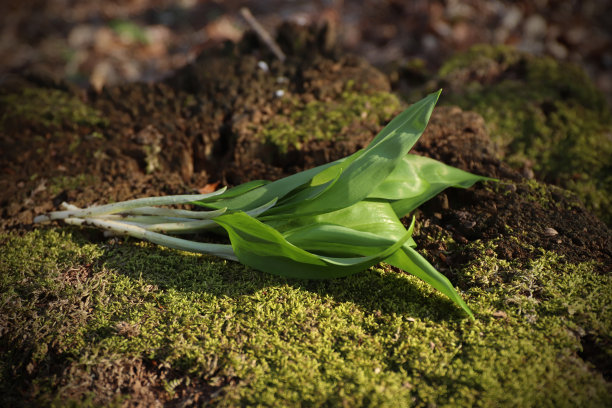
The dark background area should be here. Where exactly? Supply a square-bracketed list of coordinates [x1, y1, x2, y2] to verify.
[1, 0, 611, 102]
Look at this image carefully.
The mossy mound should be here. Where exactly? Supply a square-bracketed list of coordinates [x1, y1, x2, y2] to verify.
[0, 87, 107, 131]
[1, 212, 610, 406]
[260, 82, 401, 153]
[436, 44, 612, 225]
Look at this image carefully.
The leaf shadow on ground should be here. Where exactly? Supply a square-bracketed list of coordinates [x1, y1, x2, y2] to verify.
[100, 233, 467, 325]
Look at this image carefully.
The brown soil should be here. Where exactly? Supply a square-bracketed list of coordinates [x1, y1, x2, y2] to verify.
[412, 107, 610, 272]
[1, 23, 392, 228]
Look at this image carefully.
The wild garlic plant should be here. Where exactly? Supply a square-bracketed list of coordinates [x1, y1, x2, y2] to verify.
[35, 91, 490, 319]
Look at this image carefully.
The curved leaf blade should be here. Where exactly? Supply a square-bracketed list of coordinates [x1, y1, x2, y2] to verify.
[385, 246, 474, 320]
[213, 212, 413, 279]
[264, 91, 442, 217]
[368, 154, 492, 217]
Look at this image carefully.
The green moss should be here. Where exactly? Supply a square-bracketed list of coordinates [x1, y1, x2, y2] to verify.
[0, 229, 107, 406]
[513, 179, 582, 212]
[438, 45, 612, 224]
[0, 87, 108, 130]
[439, 45, 523, 79]
[260, 86, 401, 153]
[48, 174, 99, 195]
[108, 20, 149, 45]
[2, 229, 610, 406]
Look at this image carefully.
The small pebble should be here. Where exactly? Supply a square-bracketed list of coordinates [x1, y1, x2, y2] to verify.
[439, 193, 449, 210]
[547, 40, 568, 59]
[524, 14, 547, 39]
[502, 6, 522, 30]
[257, 60, 269, 72]
[543, 227, 558, 237]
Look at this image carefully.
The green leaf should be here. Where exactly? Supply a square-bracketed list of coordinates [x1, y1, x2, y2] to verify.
[200, 91, 442, 217]
[265, 200, 414, 246]
[385, 246, 475, 320]
[38, 90, 488, 319]
[368, 154, 492, 217]
[367, 90, 441, 147]
[264, 91, 442, 217]
[213, 212, 414, 279]
[195, 160, 339, 212]
[283, 222, 406, 257]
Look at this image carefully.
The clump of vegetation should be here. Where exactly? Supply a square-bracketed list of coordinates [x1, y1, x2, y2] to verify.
[34, 92, 489, 319]
[260, 82, 401, 153]
[0, 87, 108, 130]
[438, 44, 612, 224]
[48, 174, 99, 195]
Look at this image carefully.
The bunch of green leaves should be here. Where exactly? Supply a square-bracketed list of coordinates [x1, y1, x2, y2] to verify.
[35, 91, 489, 319]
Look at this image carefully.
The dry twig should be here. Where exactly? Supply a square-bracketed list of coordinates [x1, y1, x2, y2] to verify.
[240, 7, 286, 62]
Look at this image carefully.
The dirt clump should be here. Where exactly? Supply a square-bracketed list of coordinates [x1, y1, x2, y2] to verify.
[410, 106, 610, 282]
[0, 23, 398, 232]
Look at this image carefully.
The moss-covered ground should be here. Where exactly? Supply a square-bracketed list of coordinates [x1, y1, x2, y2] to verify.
[436, 45, 612, 224]
[1, 222, 610, 407]
[0, 87, 108, 131]
[260, 82, 401, 153]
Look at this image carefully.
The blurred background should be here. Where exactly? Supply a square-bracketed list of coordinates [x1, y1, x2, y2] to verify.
[1, 0, 611, 101]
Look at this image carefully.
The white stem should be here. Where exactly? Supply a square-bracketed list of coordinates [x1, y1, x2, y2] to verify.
[33, 188, 227, 222]
[94, 215, 196, 223]
[63, 217, 238, 261]
[118, 207, 227, 219]
[116, 199, 278, 234]
[62, 203, 80, 210]
[143, 219, 217, 234]
[32, 192, 277, 261]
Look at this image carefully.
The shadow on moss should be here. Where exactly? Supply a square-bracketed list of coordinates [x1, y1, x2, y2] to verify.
[2, 228, 611, 407]
[101, 238, 463, 322]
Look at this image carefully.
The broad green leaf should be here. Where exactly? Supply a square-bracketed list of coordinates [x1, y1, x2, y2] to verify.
[265, 200, 414, 246]
[310, 150, 364, 186]
[263, 91, 442, 217]
[213, 212, 413, 279]
[270, 166, 342, 210]
[201, 91, 441, 217]
[283, 222, 408, 257]
[385, 246, 475, 320]
[199, 140, 358, 213]
[367, 90, 441, 148]
[368, 154, 492, 217]
[284, 222, 474, 319]
[194, 160, 338, 211]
